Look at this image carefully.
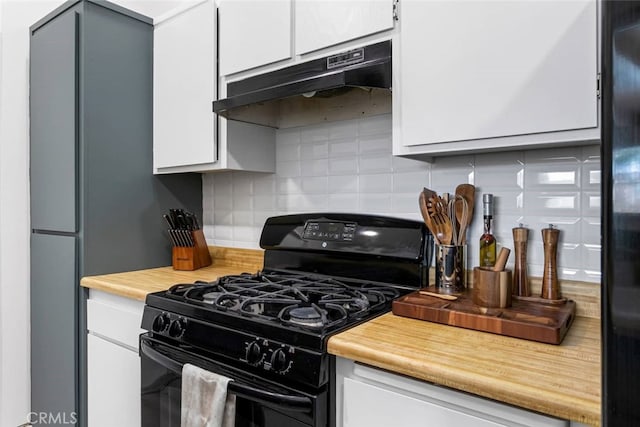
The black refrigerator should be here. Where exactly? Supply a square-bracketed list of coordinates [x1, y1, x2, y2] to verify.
[602, 1, 640, 425]
[29, 1, 202, 426]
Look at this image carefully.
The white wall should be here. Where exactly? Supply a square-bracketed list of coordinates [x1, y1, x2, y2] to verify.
[0, 1, 3, 422]
[203, 114, 601, 284]
[0, 2, 59, 425]
[0, 1, 185, 425]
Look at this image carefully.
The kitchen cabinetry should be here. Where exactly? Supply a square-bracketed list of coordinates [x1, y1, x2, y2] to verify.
[393, 0, 600, 157]
[335, 358, 571, 427]
[87, 290, 144, 427]
[218, 0, 291, 76]
[30, 3, 203, 425]
[294, 0, 395, 55]
[153, 0, 276, 174]
[154, 0, 216, 170]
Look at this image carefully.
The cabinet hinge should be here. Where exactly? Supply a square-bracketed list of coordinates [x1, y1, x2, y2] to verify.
[393, 0, 399, 21]
[597, 72, 601, 99]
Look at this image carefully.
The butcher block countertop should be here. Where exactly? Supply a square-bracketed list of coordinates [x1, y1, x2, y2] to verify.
[80, 246, 264, 300]
[82, 249, 601, 425]
[328, 312, 601, 426]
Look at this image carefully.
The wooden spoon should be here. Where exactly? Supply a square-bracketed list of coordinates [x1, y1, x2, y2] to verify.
[432, 211, 453, 245]
[455, 184, 475, 244]
[423, 187, 437, 201]
[428, 196, 453, 245]
[419, 190, 440, 244]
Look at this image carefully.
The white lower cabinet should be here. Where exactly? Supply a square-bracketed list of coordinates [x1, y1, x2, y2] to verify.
[87, 334, 140, 427]
[335, 357, 570, 427]
[87, 290, 144, 427]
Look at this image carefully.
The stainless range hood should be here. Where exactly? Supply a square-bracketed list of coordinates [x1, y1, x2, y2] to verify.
[213, 41, 392, 128]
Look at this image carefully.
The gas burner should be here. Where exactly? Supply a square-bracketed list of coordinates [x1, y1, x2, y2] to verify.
[216, 294, 244, 310]
[287, 306, 325, 328]
[202, 291, 222, 304]
[278, 302, 348, 330]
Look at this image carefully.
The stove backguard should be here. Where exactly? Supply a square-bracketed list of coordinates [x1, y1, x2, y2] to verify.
[259, 213, 433, 289]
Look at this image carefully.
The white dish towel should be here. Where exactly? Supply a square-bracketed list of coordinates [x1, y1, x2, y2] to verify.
[181, 363, 236, 427]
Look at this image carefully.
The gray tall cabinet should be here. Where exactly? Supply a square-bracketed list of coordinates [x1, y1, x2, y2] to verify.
[29, 1, 203, 425]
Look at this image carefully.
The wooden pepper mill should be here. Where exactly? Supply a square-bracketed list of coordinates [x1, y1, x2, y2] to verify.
[541, 224, 561, 300]
[512, 224, 530, 296]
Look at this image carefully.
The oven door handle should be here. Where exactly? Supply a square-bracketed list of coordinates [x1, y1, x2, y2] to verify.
[140, 340, 313, 413]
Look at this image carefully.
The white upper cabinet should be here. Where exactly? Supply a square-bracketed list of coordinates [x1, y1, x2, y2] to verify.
[394, 0, 599, 155]
[153, 0, 276, 174]
[154, 0, 216, 170]
[219, 0, 292, 76]
[294, 0, 395, 55]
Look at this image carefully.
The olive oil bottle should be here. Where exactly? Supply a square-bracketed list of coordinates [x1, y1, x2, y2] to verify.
[479, 193, 496, 267]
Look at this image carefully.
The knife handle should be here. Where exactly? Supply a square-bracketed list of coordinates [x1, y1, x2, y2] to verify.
[164, 214, 175, 230]
[183, 230, 194, 247]
[167, 229, 178, 247]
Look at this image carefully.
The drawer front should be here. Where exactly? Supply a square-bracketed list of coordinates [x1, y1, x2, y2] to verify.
[87, 290, 144, 350]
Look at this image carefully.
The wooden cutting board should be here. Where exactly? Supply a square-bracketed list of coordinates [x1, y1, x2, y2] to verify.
[392, 289, 576, 345]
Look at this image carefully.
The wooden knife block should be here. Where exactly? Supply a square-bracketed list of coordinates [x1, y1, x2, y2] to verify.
[172, 229, 212, 271]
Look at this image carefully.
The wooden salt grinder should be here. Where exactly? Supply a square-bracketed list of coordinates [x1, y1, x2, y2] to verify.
[512, 225, 530, 296]
[541, 225, 561, 300]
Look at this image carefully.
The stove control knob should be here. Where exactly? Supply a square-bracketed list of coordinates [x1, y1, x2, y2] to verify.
[152, 313, 170, 332]
[168, 318, 187, 338]
[270, 348, 288, 373]
[245, 342, 262, 365]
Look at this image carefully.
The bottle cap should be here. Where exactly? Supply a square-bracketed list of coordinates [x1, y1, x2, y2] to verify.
[483, 193, 494, 217]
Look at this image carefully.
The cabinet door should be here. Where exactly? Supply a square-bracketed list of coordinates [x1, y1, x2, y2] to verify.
[30, 9, 78, 232]
[154, 0, 216, 169]
[31, 233, 77, 422]
[343, 378, 503, 427]
[219, 0, 291, 76]
[399, 0, 598, 147]
[295, 0, 394, 55]
[87, 334, 141, 427]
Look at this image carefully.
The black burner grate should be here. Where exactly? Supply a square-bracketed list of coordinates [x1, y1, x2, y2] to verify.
[166, 271, 398, 331]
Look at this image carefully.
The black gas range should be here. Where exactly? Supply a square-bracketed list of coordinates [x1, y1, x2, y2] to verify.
[140, 213, 432, 427]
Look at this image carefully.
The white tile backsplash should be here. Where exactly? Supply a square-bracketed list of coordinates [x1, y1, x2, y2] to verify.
[360, 193, 393, 213]
[300, 159, 329, 177]
[359, 133, 392, 154]
[301, 176, 328, 194]
[328, 175, 358, 194]
[329, 121, 358, 140]
[359, 152, 393, 173]
[328, 193, 359, 211]
[300, 141, 329, 160]
[300, 125, 328, 143]
[329, 138, 359, 157]
[276, 160, 301, 178]
[203, 114, 601, 282]
[328, 156, 358, 175]
[359, 173, 392, 193]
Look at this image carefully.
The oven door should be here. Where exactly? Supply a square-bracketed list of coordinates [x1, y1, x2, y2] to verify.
[140, 334, 326, 427]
